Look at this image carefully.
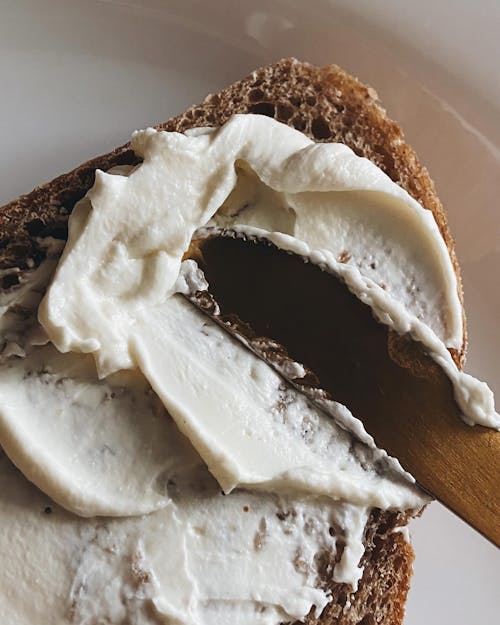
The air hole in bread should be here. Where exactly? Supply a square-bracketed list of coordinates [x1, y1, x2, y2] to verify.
[25, 218, 46, 237]
[292, 116, 306, 131]
[248, 102, 276, 117]
[1, 273, 20, 289]
[375, 520, 390, 536]
[378, 149, 396, 172]
[277, 103, 294, 121]
[311, 117, 331, 140]
[357, 615, 376, 625]
[57, 188, 88, 213]
[248, 88, 265, 102]
[337, 590, 348, 605]
[393, 555, 403, 570]
[37, 222, 68, 241]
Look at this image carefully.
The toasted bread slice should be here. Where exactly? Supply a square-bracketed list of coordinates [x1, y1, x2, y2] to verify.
[0, 58, 465, 625]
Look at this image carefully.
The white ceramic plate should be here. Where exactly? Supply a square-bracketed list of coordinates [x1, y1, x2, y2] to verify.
[1, 1, 499, 623]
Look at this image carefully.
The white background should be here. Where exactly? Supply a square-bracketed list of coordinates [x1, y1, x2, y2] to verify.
[1, 1, 499, 623]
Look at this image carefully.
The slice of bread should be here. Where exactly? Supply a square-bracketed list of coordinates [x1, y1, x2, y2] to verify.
[0, 58, 464, 625]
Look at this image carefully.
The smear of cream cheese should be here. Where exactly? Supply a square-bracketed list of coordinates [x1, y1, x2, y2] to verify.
[28, 115, 498, 518]
[0, 266, 378, 620]
[0, 257, 424, 620]
[39, 114, 464, 379]
[38, 115, 497, 428]
[1, 449, 370, 625]
[0, 252, 201, 517]
[0, 253, 425, 517]
[129, 294, 424, 510]
[2, 267, 379, 622]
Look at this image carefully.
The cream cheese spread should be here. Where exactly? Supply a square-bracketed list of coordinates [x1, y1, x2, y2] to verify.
[0, 246, 200, 517]
[0, 449, 370, 625]
[39, 115, 465, 379]
[1, 114, 498, 625]
[0, 252, 420, 625]
[0, 256, 423, 517]
[38, 115, 498, 428]
[0, 257, 381, 623]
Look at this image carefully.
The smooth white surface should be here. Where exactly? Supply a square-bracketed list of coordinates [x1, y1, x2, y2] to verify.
[0, 1, 498, 623]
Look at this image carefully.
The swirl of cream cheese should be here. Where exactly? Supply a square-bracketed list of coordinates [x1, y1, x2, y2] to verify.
[39, 114, 464, 376]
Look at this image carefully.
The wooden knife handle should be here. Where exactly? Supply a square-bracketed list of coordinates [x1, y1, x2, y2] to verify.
[365, 390, 500, 546]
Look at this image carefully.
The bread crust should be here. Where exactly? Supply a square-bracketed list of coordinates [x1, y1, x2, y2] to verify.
[310, 510, 416, 625]
[0, 57, 464, 624]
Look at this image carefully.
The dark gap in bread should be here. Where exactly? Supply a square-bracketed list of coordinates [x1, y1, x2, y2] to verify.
[277, 103, 295, 121]
[311, 117, 331, 139]
[292, 116, 307, 131]
[39, 222, 69, 240]
[357, 615, 376, 625]
[24, 218, 46, 237]
[248, 101, 276, 117]
[248, 88, 265, 102]
[1, 273, 20, 289]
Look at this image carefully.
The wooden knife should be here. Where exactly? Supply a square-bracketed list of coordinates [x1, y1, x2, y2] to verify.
[185, 232, 500, 546]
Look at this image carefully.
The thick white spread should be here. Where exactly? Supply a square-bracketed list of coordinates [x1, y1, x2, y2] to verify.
[129, 295, 423, 509]
[0, 449, 370, 625]
[0, 247, 420, 625]
[39, 115, 465, 379]
[1, 114, 498, 625]
[38, 115, 498, 428]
